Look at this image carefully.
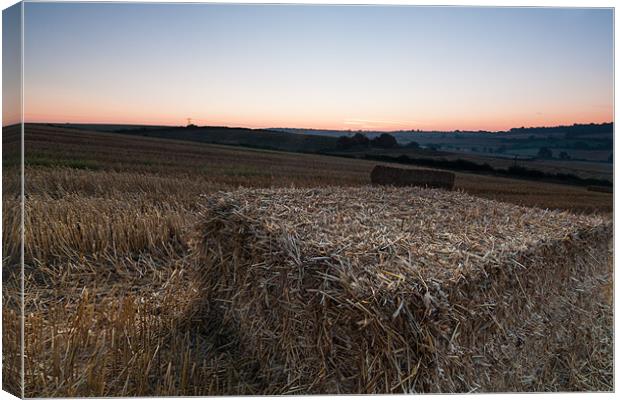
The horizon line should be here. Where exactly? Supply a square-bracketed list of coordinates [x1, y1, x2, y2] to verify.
[10, 119, 615, 133]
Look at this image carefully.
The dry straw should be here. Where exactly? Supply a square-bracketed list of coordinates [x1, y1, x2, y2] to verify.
[370, 165, 455, 190]
[193, 186, 611, 394]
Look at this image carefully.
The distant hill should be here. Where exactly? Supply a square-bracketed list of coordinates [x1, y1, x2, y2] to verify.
[271, 122, 613, 143]
[50, 123, 338, 153]
[50, 123, 172, 132]
[272, 122, 613, 163]
[46, 121, 612, 163]
[507, 122, 613, 138]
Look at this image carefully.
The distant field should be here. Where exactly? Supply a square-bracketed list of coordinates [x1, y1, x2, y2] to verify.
[19, 124, 613, 212]
[507, 147, 613, 162]
[53, 123, 614, 179]
[2, 124, 613, 397]
[48, 122, 339, 153]
[333, 146, 613, 182]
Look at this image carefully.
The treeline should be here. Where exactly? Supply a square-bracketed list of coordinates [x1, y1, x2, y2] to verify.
[360, 154, 613, 188]
[337, 133, 399, 149]
[509, 122, 613, 138]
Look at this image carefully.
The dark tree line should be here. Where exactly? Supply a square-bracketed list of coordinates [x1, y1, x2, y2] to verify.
[360, 154, 612, 188]
[509, 122, 613, 137]
[537, 147, 553, 159]
[337, 133, 399, 150]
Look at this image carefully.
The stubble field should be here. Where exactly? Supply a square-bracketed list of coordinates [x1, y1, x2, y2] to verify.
[2, 125, 613, 396]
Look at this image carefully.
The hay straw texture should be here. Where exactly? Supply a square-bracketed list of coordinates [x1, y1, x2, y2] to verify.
[371, 165, 455, 189]
[190, 186, 612, 394]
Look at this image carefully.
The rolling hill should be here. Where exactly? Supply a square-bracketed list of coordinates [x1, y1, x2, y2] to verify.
[48, 123, 338, 153]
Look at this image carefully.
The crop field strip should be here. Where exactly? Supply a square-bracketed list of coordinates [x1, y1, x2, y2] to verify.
[0, 124, 613, 396]
[21, 124, 614, 212]
[342, 146, 613, 181]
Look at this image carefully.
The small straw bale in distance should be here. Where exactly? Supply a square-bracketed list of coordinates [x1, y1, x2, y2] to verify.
[370, 165, 455, 190]
[190, 186, 612, 394]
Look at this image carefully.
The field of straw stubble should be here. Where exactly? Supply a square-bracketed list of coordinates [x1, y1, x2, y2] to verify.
[2, 125, 613, 396]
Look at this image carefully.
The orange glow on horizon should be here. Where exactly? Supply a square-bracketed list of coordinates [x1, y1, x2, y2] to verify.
[23, 109, 613, 132]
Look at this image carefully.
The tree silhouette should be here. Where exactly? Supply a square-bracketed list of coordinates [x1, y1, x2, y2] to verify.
[352, 133, 370, 147]
[370, 133, 398, 149]
[336, 133, 370, 150]
[537, 147, 553, 159]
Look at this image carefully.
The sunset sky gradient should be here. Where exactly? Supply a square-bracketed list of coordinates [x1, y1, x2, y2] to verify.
[17, 4, 614, 131]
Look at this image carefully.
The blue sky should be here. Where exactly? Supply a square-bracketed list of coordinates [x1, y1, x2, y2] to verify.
[3, 2, 21, 125]
[14, 3, 614, 130]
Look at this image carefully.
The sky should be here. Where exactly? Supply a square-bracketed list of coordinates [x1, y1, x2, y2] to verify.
[3, 2, 21, 126]
[9, 3, 615, 130]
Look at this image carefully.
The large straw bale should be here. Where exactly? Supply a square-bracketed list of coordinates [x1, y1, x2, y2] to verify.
[370, 165, 455, 189]
[190, 186, 612, 394]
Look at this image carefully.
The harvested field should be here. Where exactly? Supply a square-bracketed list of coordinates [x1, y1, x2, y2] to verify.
[22, 124, 614, 213]
[588, 185, 614, 194]
[191, 186, 613, 394]
[4, 125, 613, 396]
[370, 165, 455, 189]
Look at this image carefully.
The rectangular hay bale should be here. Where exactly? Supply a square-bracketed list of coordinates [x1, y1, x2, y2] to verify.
[370, 165, 455, 189]
[190, 186, 612, 394]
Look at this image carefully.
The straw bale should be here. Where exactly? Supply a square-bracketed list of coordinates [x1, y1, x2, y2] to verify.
[370, 165, 455, 189]
[191, 186, 612, 394]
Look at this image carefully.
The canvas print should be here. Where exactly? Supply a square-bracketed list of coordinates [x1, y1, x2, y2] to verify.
[1, 2, 614, 397]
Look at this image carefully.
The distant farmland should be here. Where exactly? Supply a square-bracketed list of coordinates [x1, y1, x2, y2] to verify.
[45, 122, 613, 187]
[18, 124, 613, 213]
[47, 123, 340, 153]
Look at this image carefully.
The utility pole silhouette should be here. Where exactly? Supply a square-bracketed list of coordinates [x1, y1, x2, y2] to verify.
[186, 117, 192, 126]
